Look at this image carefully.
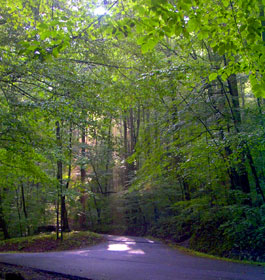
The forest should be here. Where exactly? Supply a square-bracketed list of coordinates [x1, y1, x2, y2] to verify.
[0, 0, 265, 262]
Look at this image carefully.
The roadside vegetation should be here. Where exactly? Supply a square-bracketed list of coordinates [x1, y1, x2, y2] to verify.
[0, 231, 104, 253]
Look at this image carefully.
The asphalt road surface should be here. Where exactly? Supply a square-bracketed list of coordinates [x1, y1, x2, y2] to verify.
[0, 235, 264, 280]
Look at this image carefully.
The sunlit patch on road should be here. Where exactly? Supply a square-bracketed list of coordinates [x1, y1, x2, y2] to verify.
[128, 249, 145, 255]
[107, 241, 145, 255]
[108, 243, 130, 251]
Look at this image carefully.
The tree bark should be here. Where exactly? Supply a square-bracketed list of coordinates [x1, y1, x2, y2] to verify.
[183, 180, 191, 201]
[56, 121, 63, 240]
[15, 188, 23, 237]
[79, 126, 87, 229]
[224, 69, 251, 194]
[123, 117, 129, 187]
[0, 195, 9, 239]
[104, 119, 112, 194]
[245, 145, 265, 203]
[21, 182, 30, 235]
[62, 122, 72, 232]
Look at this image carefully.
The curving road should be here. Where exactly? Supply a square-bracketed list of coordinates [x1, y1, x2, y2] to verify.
[0, 235, 264, 280]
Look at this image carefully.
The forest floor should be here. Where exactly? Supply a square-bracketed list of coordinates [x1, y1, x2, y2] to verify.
[0, 231, 105, 253]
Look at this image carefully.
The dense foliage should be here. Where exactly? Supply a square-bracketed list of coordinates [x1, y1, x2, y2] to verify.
[0, 0, 265, 262]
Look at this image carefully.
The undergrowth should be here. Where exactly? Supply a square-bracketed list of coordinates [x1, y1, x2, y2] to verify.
[0, 231, 104, 253]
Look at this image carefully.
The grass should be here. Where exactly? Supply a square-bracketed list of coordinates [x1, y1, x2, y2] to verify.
[167, 241, 265, 267]
[0, 231, 105, 253]
[145, 236, 265, 267]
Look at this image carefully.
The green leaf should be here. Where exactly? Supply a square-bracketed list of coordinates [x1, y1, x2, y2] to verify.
[40, 31, 50, 40]
[141, 43, 150, 54]
[223, 0, 230, 7]
[209, 73, 218, 81]
[187, 18, 199, 32]
[221, 73, 228, 81]
[198, 30, 209, 40]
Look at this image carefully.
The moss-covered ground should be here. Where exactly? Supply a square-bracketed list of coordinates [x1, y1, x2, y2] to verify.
[0, 231, 105, 253]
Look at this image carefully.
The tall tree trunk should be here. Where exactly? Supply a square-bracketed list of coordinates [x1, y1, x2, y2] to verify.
[125, 108, 141, 182]
[135, 105, 141, 170]
[79, 126, 87, 229]
[104, 119, 112, 194]
[62, 123, 72, 232]
[183, 180, 191, 201]
[245, 145, 265, 203]
[21, 182, 30, 235]
[61, 196, 69, 233]
[225, 69, 251, 194]
[129, 108, 135, 154]
[56, 194, 59, 240]
[123, 117, 129, 187]
[56, 121, 63, 240]
[92, 194, 101, 225]
[0, 195, 9, 239]
[15, 188, 23, 237]
[145, 108, 151, 157]
[227, 73, 242, 126]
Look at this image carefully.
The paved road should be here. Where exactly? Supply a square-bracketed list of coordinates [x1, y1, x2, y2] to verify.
[0, 235, 264, 280]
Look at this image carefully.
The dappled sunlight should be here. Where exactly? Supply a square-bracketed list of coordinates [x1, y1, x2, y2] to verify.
[111, 236, 135, 242]
[94, 6, 108, 15]
[124, 241, 136, 245]
[107, 242, 146, 255]
[108, 243, 130, 251]
[128, 249, 145, 255]
[71, 250, 91, 256]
